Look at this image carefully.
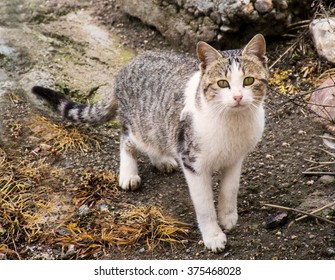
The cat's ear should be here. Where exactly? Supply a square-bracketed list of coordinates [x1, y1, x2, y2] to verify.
[242, 34, 267, 63]
[196, 41, 222, 71]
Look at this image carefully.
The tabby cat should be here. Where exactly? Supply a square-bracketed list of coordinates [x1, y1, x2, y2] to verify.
[31, 34, 269, 252]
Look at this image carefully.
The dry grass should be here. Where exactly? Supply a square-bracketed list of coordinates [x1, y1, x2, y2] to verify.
[49, 171, 190, 259]
[116, 205, 190, 249]
[315, 68, 335, 86]
[269, 68, 296, 95]
[51, 204, 190, 259]
[28, 114, 100, 153]
[0, 143, 190, 259]
[0, 147, 58, 259]
[72, 170, 119, 207]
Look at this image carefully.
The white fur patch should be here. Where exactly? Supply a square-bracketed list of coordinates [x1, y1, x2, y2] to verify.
[181, 71, 201, 117]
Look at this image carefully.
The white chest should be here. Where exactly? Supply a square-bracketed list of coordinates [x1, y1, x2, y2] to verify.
[195, 108, 265, 171]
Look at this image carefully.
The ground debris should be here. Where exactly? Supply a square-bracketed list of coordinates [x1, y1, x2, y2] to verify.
[28, 114, 100, 153]
[265, 212, 289, 229]
[50, 204, 190, 259]
[0, 143, 189, 259]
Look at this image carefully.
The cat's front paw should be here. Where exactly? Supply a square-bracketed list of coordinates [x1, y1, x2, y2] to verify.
[119, 175, 141, 191]
[203, 230, 227, 253]
[219, 211, 238, 231]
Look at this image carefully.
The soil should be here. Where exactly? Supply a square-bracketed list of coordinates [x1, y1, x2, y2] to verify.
[0, 0, 334, 260]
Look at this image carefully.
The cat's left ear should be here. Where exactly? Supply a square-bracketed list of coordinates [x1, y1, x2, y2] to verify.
[196, 41, 222, 71]
[242, 34, 267, 64]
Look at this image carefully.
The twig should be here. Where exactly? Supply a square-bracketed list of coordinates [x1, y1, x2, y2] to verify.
[302, 171, 335, 175]
[304, 158, 335, 165]
[307, 101, 335, 108]
[304, 164, 335, 173]
[287, 20, 311, 29]
[269, 42, 299, 70]
[263, 203, 335, 226]
[319, 148, 335, 158]
[269, 29, 308, 69]
[320, 134, 335, 141]
[295, 202, 335, 222]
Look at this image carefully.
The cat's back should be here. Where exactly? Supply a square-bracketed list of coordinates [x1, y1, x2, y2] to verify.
[114, 50, 199, 152]
[114, 50, 198, 102]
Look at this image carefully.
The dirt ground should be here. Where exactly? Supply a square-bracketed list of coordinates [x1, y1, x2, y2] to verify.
[0, 0, 334, 260]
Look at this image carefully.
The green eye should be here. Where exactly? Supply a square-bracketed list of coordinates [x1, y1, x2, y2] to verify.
[217, 80, 229, 88]
[243, 77, 255, 86]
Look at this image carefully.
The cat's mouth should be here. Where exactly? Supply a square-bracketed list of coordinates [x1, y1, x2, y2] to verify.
[233, 102, 245, 108]
[231, 102, 249, 111]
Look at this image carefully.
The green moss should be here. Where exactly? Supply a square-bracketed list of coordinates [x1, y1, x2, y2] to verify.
[106, 120, 120, 129]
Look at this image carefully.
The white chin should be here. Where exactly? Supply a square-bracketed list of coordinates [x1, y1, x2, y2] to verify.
[231, 104, 248, 111]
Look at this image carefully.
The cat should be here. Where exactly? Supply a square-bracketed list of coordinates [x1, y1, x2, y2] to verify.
[31, 34, 269, 253]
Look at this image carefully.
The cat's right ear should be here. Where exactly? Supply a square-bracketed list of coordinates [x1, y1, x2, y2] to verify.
[196, 41, 222, 71]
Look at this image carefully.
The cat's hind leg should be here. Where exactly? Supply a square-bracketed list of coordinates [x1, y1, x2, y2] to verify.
[119, 134, 141, 191]
[149, 154, 178, 173]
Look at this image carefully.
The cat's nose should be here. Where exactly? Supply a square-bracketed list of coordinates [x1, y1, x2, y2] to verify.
[234, 95, 243, 103]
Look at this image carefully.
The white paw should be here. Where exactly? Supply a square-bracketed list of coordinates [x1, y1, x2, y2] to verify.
[119, 175, 141, 191]
[152, 157, 178, 173]
[219, 211, 238, 231]
[203, 230, 227, 253]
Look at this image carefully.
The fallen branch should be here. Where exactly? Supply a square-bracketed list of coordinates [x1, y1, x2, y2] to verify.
[295, 202, 335, 222]
[302, 171, 335, 175]
[319, 148, 335, 158]
[263, 203, 335, 226]
[303, 147, 335, 175]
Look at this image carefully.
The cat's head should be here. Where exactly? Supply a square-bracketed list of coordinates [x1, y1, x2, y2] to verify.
[196, 34, 269, 113]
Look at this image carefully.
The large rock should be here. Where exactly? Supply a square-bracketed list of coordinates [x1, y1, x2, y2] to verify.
[309, 77, 335, 135]
[116, 0, 314, 49]
[310, 17, 335, 64]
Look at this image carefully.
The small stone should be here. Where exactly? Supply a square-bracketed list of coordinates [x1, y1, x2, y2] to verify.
[254, 0, 273, 13]
[65, 244, 76, 256]
[78, 204, 90, 216]
[282, 142, 290, 147]
[306, 180, 314, 185]
[309, 234, 316, 239]
[98, 201, 109, 212]
[319, 175, 335, 185]
[322, 247, 335, 257]
[223, 252, 230, 258]
[291, 235, 298, 240]
[39, 143, 52, 151]
[181, 239, 189, 245]
[57, 228, 69, 235]
[138, 247, 145, 253]
[265, 212, 289, 229]
[47, 46, 56, 53]
[277, 0, 288, 10]
[242, 3, 254, 16]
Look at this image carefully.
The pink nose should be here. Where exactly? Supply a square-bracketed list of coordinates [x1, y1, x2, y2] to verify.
[234, 95, 243, 103]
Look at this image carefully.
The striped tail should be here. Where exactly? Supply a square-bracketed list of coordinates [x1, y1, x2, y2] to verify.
[31, 86, 117, 124]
